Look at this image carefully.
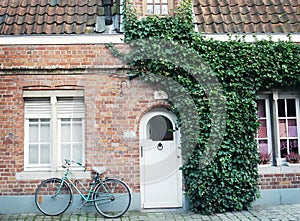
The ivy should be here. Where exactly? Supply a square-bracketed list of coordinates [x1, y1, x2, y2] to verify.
[108, 0, 300, 214]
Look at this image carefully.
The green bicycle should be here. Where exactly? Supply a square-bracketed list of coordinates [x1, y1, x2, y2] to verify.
[35, 159, 131, 218]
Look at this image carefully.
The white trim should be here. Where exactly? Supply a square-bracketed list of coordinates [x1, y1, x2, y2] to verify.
[23, 90, 84, 98]
[1, 33, 300, 45]
[200, 33, 300, 42]
[16, 170, 90, 180]
[0, 34, 124, 45]
[256, 95, 273, 161]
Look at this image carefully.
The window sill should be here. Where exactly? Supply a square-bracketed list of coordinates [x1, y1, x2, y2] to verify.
[16, 170, 91, 180]
[258, 164, 300, 174]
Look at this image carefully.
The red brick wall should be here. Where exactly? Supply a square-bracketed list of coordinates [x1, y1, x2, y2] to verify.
[0, 72, 169, 196]
[259, 173, 300, 190]
[0, 44, 126, 69]
[0, 43, 171, 195]
[1, 43, 300, 197]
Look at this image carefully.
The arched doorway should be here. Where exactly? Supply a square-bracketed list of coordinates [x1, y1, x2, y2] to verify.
[140, 108, 182, 208]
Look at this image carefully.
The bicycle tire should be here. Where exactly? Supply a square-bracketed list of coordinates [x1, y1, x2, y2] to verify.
[35, 178, 72, 216]
[93, 178, 131, 218]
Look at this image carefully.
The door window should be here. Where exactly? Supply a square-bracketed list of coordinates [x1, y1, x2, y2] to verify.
[147, 115, 173, 141]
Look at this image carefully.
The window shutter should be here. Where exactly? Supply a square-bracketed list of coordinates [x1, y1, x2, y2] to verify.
[56, 97, 84, 118]
[25, 98, 51, 118]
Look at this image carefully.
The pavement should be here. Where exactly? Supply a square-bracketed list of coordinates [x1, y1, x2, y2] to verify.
[1, 204, 300, 221]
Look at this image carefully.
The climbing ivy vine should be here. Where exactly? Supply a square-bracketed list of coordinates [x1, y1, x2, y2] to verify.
[108, 0, 300, 214]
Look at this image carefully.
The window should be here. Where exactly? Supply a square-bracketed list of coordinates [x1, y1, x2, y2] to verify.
[256, 91, 300, 165]
[147, 115, 174, 141]
[24, 91, 85, 171]
[278, 98, 298, 157]
[256, 98, 272, 158]
[144, 0, 174, 16]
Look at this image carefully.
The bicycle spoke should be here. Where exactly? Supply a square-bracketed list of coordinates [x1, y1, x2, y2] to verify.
[93, 178, 131, 218]
[35, 178, 72, 216]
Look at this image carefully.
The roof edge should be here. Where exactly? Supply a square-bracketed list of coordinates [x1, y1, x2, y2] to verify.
[0, 34, 124, 45]
[200, 33, 300, 43]
[0, 33, 300, 45]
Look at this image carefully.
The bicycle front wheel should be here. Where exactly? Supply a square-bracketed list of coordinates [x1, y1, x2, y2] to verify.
[94, 178, 131, 218]
[35, 178, 72, 216]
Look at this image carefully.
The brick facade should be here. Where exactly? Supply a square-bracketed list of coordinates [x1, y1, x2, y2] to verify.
[259, 173, 300, 190]
[0, 41, 300, 201]
[0, 43, 170, 196]
[0, 44, 126, 69]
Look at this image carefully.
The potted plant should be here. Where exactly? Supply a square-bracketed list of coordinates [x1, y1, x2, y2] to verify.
[286, 152, 300, 164]
[259, 152, 271, 165]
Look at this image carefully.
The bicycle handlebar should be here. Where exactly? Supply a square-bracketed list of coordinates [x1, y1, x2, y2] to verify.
[62, 159, 83, 168]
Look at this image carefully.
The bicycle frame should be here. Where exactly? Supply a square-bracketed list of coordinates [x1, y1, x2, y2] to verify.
[57, 160, 114, 205]
[64, 171, 97, 202]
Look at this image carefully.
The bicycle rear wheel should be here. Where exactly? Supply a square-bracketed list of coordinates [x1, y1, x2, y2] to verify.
[93, 178, 131, 218]
[35, 178, 72, 216]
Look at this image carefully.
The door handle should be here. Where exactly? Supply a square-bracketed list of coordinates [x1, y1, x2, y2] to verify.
[141, 146, 143, 157]
[157, 143, 163, 151]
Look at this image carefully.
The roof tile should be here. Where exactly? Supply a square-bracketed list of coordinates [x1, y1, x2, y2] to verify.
[0, 0, 121, 35]
[193, 0, 300, 33]
[0, 0, 299, 35]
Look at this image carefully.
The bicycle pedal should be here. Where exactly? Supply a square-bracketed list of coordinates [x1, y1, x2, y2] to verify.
[83, 202, 93, 207]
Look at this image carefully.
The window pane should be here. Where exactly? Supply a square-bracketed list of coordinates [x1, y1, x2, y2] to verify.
[257, 100, 266, 118]
[147, 5, 153, 14]
[161, 5, 168, 14]
[277, 99, 285, 117]
[288, 119, 298, 137]
[258, 120, 267, 138]
[279, 119, 287, 137]
[259, 140, 268, 154]
[40, 144, 50, 163]
[287, 99, 296, 117]
[40, 123, 50, 142]
[61, 144, 71, 162]
[29, 124, 38, 142]
[154, 5, 160, 14]
[280, 139, 288, 158]
[29, 144, 38, 164]
[290, 139, 298, 154]
[148, 115, 173, 141]
[73, 143, 82, 162]
[41, 118, 50, 122]
[73, 123, 82, 142]
[61, 123, 71, 142]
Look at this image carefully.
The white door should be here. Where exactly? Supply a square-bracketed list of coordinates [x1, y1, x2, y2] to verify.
[140, 109, 182, 208]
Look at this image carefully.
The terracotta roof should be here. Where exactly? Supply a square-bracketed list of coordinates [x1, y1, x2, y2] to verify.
[0, 0, 299, 35]
[193, 0, 300, 33]
[0, 0, 121, 35]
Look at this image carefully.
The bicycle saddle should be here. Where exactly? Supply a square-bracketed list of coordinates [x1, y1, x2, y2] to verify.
[93, 166, 106, 174]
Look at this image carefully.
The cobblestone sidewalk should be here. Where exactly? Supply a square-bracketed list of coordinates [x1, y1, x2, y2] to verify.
[1, 204, 300, 221]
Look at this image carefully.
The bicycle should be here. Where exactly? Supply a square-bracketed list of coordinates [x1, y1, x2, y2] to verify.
[35, 159, 131, 218]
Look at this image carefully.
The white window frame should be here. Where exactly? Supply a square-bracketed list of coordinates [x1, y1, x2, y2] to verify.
[277, 93, 300, 161]
[256, 95, 273, 161]
[257, 91, 300, 166]
[23, 90, 85, 171]
[143, 0, 174, 16]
